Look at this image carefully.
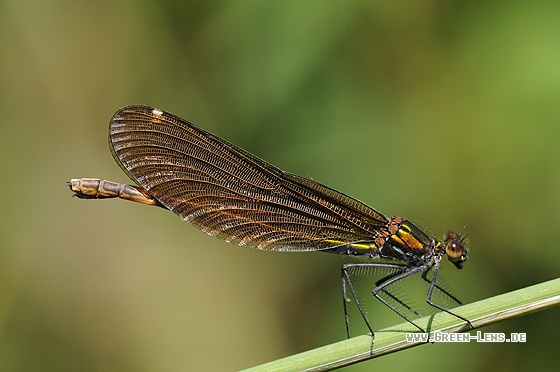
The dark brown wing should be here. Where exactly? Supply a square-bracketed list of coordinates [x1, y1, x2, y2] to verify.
[109, 105, 388, 251]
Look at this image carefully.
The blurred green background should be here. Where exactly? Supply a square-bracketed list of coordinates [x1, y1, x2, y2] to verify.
[1, 1, 560, 371]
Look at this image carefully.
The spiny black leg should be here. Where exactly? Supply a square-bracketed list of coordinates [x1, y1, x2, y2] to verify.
[375, 272, 423, 318]
[372, 265, 428, 333]
[421, 268, 463, 305]
[425, 261, 473, 329]
[342, 264, 375, 338]
[342, 263, 409, 339]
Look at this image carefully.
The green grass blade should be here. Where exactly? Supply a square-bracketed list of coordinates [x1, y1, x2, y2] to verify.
[241, 277, 560, 372]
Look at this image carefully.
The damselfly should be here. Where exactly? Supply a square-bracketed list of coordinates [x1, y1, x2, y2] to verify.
[68, 105, 471, 339]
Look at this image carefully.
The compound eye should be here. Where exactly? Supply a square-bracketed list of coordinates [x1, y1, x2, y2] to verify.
[444, 231, 467, 263]
[445, 239, 463, 260]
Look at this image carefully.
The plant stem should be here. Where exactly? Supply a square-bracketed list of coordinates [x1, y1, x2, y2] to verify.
[241, 277, 560, 372]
